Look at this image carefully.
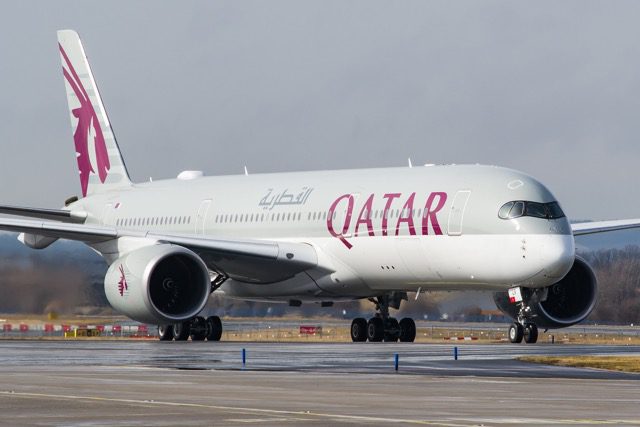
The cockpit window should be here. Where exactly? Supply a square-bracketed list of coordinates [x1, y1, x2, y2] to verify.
[546, 202, 565, 219]
[525, 202, 547, 218]
[498, 202, 514, 219]
[498, 200, 565, 220]
[509, 201, 525, 218]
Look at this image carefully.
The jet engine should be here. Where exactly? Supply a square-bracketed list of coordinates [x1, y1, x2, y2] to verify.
[493, 257, 597, 329]
[104, 244, 210, 324]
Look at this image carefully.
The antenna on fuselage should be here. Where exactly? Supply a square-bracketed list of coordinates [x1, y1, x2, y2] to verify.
[407, 158, 413, 168]
[244, 166, 249, 176]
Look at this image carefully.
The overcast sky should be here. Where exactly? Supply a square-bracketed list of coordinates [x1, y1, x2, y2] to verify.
[1, 1, 639, 219]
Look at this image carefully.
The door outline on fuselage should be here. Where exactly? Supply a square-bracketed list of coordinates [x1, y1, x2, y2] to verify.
[195, 199, 212, 235]
[102, 203, 115, 226]
[447, 190, 471, 236]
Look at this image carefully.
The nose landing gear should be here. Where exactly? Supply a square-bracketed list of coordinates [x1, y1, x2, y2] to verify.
[508, 322, 539, 343]
[350, 293, 416, 343]
[507, 287, 539, 344]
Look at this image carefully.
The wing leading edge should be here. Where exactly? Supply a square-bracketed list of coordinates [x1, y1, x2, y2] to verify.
[0, 217, 318, 284]
[571, 219, 640, 236]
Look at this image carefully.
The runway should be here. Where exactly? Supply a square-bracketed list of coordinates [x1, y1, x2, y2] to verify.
[0, 341, 639, 426]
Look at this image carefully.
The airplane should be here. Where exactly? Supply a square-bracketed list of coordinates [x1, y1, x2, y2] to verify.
[1, 29, 639, 344]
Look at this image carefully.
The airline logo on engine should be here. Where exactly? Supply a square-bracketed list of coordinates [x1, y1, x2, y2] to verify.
[117, 264, 129, 297]
[327, 191, 448, 249]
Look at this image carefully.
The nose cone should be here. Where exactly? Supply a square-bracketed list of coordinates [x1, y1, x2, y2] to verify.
[540, 234, 575, 280]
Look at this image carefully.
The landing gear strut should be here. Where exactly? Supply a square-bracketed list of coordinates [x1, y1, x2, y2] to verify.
[350, 293, 416, 343]
[157, 315, 223, 342]
[507, 287, 539, 344]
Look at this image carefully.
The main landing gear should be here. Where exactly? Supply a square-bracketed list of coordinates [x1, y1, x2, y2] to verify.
[158, 315, 223, 342]
[350, 293, 416, 343]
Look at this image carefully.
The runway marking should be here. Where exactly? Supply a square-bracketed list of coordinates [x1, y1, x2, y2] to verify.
[0, 390, 470, 426]
[2, 391, 639, 426]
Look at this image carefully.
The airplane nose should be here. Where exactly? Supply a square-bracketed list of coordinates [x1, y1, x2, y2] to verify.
[540, 234, 575, 280]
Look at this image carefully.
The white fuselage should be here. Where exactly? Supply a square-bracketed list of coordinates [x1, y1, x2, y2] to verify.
[73, 164, 575, 302]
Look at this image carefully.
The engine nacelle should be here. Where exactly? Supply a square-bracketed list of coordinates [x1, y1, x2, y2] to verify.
[493, 257, 598, 329]
[104, 244, 210, 324]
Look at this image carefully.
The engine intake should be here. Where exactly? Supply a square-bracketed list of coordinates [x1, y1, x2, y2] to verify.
[493, 257, 597, 329]
[105, 244, 210, 324]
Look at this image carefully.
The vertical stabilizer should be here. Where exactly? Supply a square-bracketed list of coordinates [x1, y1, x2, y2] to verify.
[57, 29, 131, 197]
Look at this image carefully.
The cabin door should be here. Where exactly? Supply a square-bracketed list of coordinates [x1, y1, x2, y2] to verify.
[195, 199, 212, 235]
[447, 190, 471, 236]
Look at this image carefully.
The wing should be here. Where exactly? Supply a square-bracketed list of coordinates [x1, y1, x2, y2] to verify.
[0, 217, 318, 284]
[572, 219, 640, 236]
[0, 205, 87, 223]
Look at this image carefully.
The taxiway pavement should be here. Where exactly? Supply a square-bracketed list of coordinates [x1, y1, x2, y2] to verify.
[0, 341, 638, 426]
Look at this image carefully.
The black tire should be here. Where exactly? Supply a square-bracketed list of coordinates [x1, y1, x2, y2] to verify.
[508, 322, 524, 343]
[524, 324, 538, 344]
[399, 318, 416, 342]
[350, 318, 368, 342]
[384, 317, 400, 342]
[367, 317, 384, 342]
[173, 321, 191, 341]
[190, 316, 207, 341]
[206, 316, 223, 341]
[158, 324, 174, 341]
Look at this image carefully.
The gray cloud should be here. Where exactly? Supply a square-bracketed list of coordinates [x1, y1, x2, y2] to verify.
[1, 1, 639, 219]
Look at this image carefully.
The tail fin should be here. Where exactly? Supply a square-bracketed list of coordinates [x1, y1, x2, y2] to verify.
[57, 29, 131, 198]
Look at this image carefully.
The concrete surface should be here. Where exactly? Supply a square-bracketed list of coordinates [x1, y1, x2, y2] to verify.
[0, 341, 639, 426]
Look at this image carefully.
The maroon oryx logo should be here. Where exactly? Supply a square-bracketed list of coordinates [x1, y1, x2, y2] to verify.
[59, 44, 110, 197]
[117, 265, 128, 297]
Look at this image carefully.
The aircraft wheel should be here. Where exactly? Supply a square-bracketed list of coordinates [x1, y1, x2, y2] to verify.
[399, 318, 416, 342]
[508, 322, 524, 343]
[189, 316, 207, 341]
[350, 318, 368, 342]
[206, 316, 223, 341]
[524, 324, 539, 344]
[173, 321, 191, 341]
[367, 317, 384, 342]
[384, 317, 400, 342]
[158, 324, 174, 341]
